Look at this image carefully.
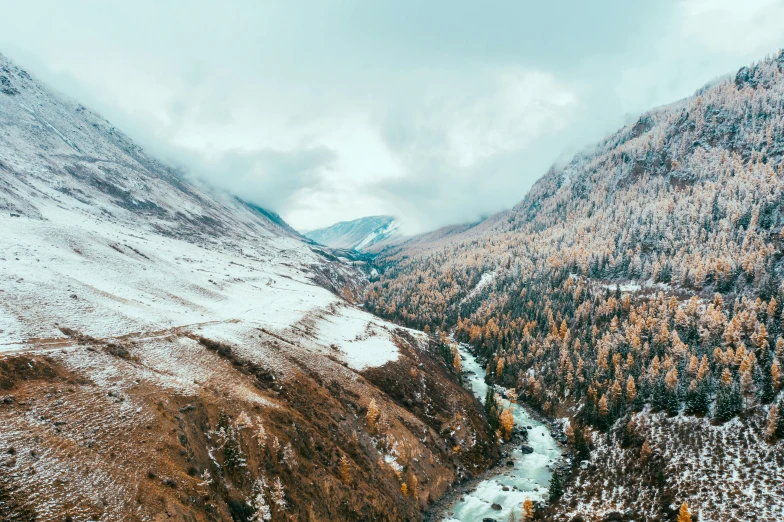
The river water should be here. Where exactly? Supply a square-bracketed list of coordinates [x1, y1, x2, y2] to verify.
[443, 345, 561, 522]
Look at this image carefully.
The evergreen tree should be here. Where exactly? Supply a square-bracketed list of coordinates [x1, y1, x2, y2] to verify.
[776, 398, 784, 439]
[548, 470, 564, 502]
[757, 351, 776, 404]
[573, 423, 591, 462]
[249, 478, 271, 522]
[485, 387, 501, 436]
[715, 371, 742, 422]
[666, 387, 680, 416]
[686, 379, 710, 416]
[222, 426, 245, 469]
[634, 378, 648, 410]
[652, 378, 668, 412]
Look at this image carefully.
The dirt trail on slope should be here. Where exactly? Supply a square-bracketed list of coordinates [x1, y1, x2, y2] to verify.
[1, 318, 241, 355]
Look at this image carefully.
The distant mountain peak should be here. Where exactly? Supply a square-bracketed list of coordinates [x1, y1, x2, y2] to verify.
[305, 215, 399, 251]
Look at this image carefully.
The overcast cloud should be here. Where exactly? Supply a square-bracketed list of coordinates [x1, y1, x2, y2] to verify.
[1, 0, 783, 233]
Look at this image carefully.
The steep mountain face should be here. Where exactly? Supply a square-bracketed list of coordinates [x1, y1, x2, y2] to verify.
[305, 215, 399, 251]
[0, 54, 495, 522]
[368, 51, 784, 520]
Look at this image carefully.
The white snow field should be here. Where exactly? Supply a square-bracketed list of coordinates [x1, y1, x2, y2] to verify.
[0, 51, 405, 373]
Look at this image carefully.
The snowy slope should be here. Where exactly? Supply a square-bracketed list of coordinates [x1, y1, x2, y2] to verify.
[305, 215, 399, 251]
[0, 53, 502, 522]
[0, 52, 407, 371]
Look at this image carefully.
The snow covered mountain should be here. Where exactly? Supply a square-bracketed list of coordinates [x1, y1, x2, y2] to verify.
[369, 50, 784, 521]
[305, 215, 399, 251]
[0, 53, 493, 521]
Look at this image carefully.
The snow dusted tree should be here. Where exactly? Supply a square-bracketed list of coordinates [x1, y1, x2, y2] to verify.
[686, 379, 709, 416]
[715, 369, 742, 422]
[776, 398, 784, 439]
[573, 423, 591, 462]
[758, 350, 776, 404]
[215, 410, 246, 469]
[767, 404, 778, 440]
[271, 477, 287, 512]
[366, 399, 380, 433]
[249, 478, 271, 522]
[235, 410, 252, 429]
[564, 422, 574, 444]
[222, 427, 246, 469]
[198, 469, 213, 487]
[640, 440, 652, 463]
[253, 417, 267, 448]
[740, 369, 754, 407]
[271, 436, 281, 464]
[282, 442, 297, 469]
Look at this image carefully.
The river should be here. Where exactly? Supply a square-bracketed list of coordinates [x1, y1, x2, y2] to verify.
[443, 344, 562, 522]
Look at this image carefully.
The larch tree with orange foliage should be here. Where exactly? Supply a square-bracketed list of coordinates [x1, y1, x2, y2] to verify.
[366, 399, 380, 433]
[521, 498, 534, 521]
[499, 408, 515, 440]
[677, 502, 691, 522]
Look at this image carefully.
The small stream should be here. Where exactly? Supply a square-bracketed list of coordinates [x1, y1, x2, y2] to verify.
[443, 344, 561, 522]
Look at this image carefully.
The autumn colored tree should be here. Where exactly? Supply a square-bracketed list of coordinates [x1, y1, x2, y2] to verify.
[767, 404, 778, 440]
[598, 394, 610, 430]
[640, 440, 652, 463]
[409, 473, 418, 500]
[500, 408, 515, 440]
[366, 399, 380, 433]
[521, 498, 534, 521]
[772, 360, 782, 390]
[339, 455, 351, 486]
[677, 502, 691, 522]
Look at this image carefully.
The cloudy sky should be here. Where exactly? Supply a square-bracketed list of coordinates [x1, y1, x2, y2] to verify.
[1, 0, 783, 233]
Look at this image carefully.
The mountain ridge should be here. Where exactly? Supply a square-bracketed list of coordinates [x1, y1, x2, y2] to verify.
[0, 52, 495, 521]
[305, 215, 399, 251]
[368, 49, 784, 521]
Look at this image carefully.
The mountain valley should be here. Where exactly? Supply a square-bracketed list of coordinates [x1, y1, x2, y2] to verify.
[3, 41, 784, 522]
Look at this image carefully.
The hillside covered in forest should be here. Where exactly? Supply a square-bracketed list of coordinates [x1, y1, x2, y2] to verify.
[367, 50, 784, 521]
